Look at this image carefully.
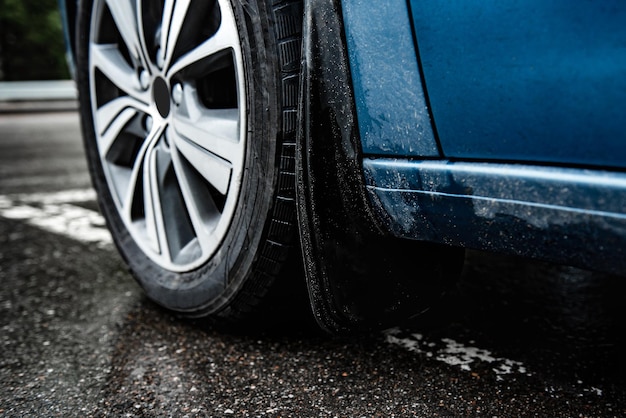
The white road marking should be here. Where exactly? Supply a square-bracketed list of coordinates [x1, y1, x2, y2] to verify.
[0, 188, 112, 247]
[384, 328, 529, 380]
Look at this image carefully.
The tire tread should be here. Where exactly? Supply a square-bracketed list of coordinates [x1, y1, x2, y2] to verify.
[215, 0, 304, 323]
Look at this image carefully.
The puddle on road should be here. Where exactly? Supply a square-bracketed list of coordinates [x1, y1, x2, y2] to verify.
[384, 327, 529, 380]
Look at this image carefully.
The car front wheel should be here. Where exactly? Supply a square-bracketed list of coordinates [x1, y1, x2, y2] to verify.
[76, 0, 303, 321]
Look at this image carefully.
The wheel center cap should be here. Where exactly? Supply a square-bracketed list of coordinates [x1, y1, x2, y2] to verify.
[153, 77, 171, 118]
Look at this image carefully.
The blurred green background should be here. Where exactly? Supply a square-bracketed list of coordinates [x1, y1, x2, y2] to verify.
[0, 0, 69, 80]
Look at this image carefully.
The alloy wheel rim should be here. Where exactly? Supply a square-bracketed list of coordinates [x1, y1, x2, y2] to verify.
[88, 0, 246, 272]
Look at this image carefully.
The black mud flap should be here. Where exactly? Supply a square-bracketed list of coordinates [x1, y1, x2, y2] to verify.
[296, 0, 464, 334]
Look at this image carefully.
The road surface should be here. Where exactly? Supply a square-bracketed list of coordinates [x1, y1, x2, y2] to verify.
[1, 111, 625, 416]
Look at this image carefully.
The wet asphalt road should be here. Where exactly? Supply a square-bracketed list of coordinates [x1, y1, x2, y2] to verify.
[1, 111, 626, 417]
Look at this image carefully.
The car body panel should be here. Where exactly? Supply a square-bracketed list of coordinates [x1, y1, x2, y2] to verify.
[339, 0, 626, 278]
[364, 159, 626, 275]
[341, 0, 440, 157]
[58, 0, 77, 77]
[409, 0, 626, 167]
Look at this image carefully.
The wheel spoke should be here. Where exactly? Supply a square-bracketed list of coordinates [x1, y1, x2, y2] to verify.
[96, 105, 137, 158]
[142, 141, 171, 258]
[159, 0, 192, 72]
[136, 0, 155, 74]
[170, 126, 233, 196]
[91, 44, 147, 99]
[96, 96, 151, 156]
[121, 125, 164, 216]
[104, 0, 149, 69]
[169, 134, 221, 252]
[166, 8, 238, 77]
[173, 112, 239, 161]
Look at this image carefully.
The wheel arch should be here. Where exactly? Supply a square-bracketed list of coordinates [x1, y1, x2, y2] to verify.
[296, 0, 464, 333]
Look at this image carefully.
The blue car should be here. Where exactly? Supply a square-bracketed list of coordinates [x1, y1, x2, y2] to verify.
[60, 0, 626, 332]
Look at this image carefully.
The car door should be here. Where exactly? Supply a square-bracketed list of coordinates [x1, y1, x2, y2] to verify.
[409, 0, 626, 168]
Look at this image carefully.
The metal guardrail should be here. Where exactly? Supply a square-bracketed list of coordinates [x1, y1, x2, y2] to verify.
[0, 80, 78, 113]
[0, 80, 77, 101]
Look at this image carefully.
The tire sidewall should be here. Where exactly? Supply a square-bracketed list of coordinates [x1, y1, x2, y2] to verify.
[76, 0, 282, 314]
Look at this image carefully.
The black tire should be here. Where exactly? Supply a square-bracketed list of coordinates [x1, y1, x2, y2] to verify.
[76, 0, 303, 321]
